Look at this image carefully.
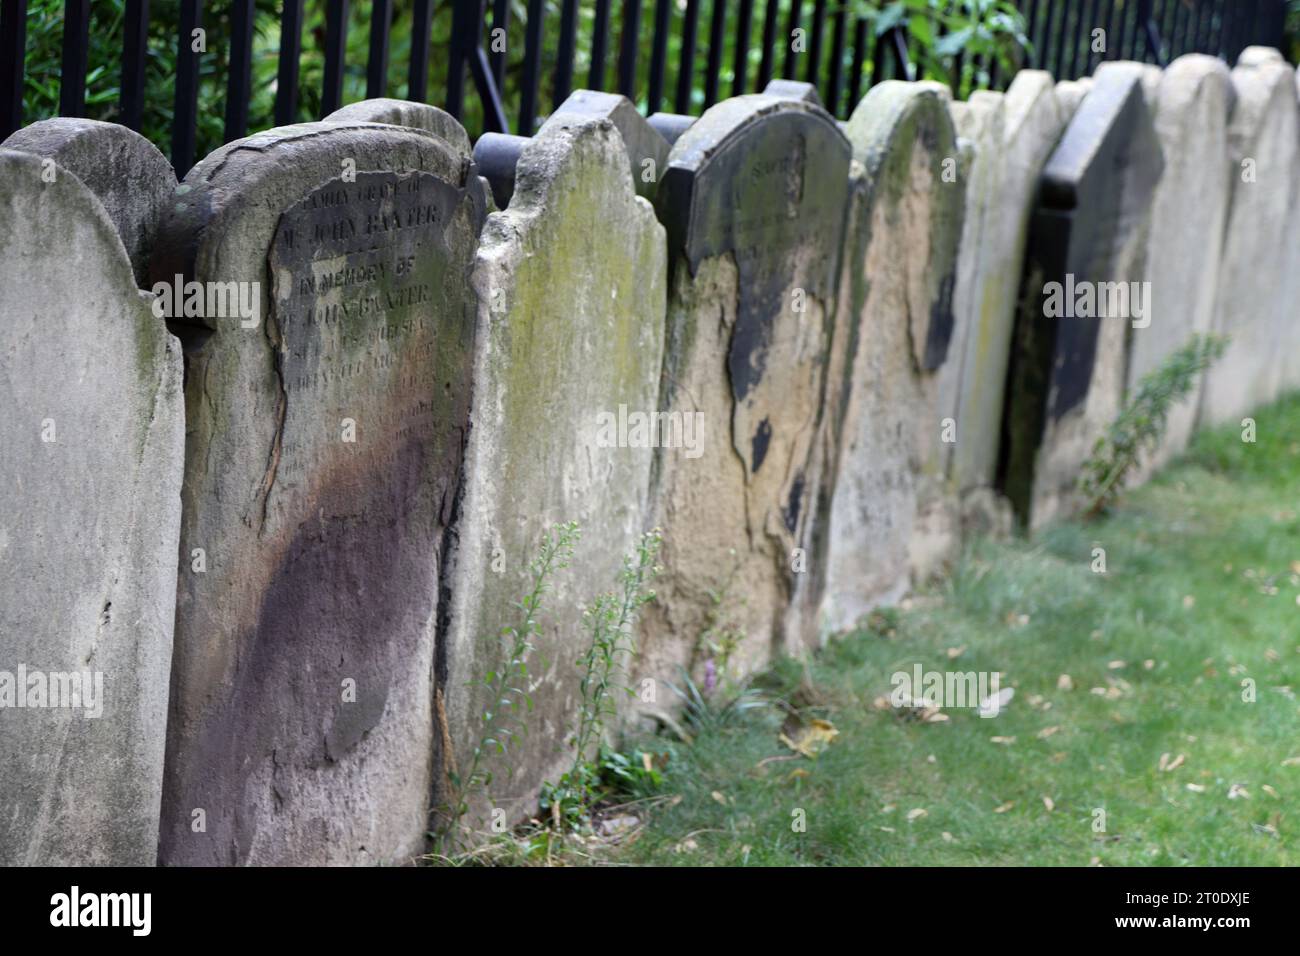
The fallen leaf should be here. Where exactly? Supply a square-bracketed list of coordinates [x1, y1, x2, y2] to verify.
[979, 687, 1015, 718]
[778, 717, 839, 758]
[990, 735, 1016, 745]
[1143, 659, 1155, 670]
[906, 808, 927, 822]
[1108, 660, 1127, 670]
[1228, 783, 1250, 800]
[710, 791, 728, 806]
[642, 752, 654, 773]
[1042, 796, 1055, 812]
[1185, 783, 1205, 793]
[1037, 725, 1060, 739]
[947, 645, 967, 660]
[1057, 674, 1075, 691]
[1263, 784, 1279, 798]
[994, 801, 1014, 814]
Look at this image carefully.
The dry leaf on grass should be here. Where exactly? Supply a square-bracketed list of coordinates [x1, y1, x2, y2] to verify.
[993, 801, 1014, 814]
[906, 808, 927, 822]
[778, 717, 839, 758]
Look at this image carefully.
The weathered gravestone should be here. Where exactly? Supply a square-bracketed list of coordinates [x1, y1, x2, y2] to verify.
[819, 81, 964, 632]
[1127, 55, 1233, 470]
[641, 94, 850, 687]
[1001, 64, 1164, 530]
[326, 98, 473, 160]
[152, 121, 486, 865]
[0, 148, 183, 864]
[1279, 65, 1300, 396]
[442, 113, 666, 825]
[2, 118, 177, 286]
[943, 72, 1071, 509]
[1200, 49, 1300, 425]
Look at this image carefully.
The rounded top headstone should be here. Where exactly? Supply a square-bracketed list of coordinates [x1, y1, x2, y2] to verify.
[1238, 46, 1285, 68]
[2, 118, 176, 287]
[326, 98, 472, 160]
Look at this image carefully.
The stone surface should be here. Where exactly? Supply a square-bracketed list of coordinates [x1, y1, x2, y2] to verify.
[542, 90, 670, 200]
[1128, 55, 1233, 470]
[327, 98, 472, 160]
[443, 116, 665, 823]
[0, 149, 183, 864]
[820, 81, 964, 633]
[2, 118, 177, 286]
[1200, 50, 1300, 424]
[1002, 64, 1163, 529]
[152, 121, 486, 865]
[945, 71, 1071, 495]
[643, 94, 850, 686]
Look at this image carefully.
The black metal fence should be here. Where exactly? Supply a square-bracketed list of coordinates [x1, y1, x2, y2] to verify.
[0, 0, 1290, 175]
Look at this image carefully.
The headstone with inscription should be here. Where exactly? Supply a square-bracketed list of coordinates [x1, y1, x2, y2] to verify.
[152, 121, 486, 865]
[641, 94, 850, 687]
[1200, 49, 1300, 424]
[442, 115, 666, 824]
[944, 71, 1071, 506]
[1001, 64, 1163, 529]
[2, 118, 177, 286]
[819, 81, 964, 632]
[1127, 55, 1232, 469]
[0, 148, 183, 864]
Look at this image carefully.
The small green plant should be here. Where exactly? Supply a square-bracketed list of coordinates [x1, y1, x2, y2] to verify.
[1079, 334, 1228, 519]
[436, 520, 580, 850]
[664, 667, 772, 737]
[693, 548, 747, 693]
[540, 529, 662, 829]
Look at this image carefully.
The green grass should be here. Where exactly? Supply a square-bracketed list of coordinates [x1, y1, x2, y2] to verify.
[590, 394, 1300, 866]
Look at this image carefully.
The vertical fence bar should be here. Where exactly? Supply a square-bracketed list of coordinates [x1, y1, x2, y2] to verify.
[1053, 0, 1072, 78]
[447, 0, 473, 119]
[555, 0, 579, 107]
[367, 0, 392, 99]
[590, 0, 611, 89]
[758, 0, 780, 88]
[225, 0, 254, 141]
[120, 0, 149, 131]
[0, 0, 26, 138]
[618, 0, 642, 98]
[322, 0, 348, 115]
[59, 0, 90, 117]
[806, 0, 827, 89]
[408, 0, 433, 102]
[1215, 0, 1230, 57]
[676, 0, 701, 112]
[704, 0, 727, 107]
[827, 4, 846, 113]
[1064, 1, 1085, 78]
[783, 0, 804, 79]
[172, 0, 202, 174]
[519, 0, 545, 133]
[648, 0, 672, 111]
[891, 26, 910, 81]
[276, 0, 304, 123]
[1080, 0, 1103, 74]
[1024, 0, 1043, 67]
[847, 16, 867, 110]
[490, 0, 509, 88]
[871, 25, 888, 85]
[733, 0, 755, 95]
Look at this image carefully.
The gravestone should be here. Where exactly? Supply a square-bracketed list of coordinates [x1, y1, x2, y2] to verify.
[442, 115, 666, 824]
[939, 90, 1004, 482]
[1127, 55, 1233, 470]
[542, 90, 670, 199]
[1001, 64, 1163, 529]
[1279, 66, 1300, 396]
[2, 118, 177, 285]
[945, 71, 1072, 507]
[327, 98, 472, 161]
[152, 121, 486, 865]
[1201, 49, 1300, 424]
[819, 81, 964, 633]
[642, 94, 850, 687]
[0, 148, 183, 864]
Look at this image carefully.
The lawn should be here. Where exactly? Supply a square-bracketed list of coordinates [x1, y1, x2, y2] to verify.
[572, 393, 1300, 866]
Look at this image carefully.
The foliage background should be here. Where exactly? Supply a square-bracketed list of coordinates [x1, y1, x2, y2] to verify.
[19, 0, 1031, 163]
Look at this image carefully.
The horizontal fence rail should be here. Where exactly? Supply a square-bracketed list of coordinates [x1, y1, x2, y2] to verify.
[0, 0, 1290, 174]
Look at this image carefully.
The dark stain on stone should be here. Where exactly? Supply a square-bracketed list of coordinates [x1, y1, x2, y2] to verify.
[783, 472, 805, 534]
[751, 418, 772, 473]
[922, 269, 957, 371]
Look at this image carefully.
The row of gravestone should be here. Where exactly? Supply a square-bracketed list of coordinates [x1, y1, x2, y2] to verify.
[1, 48, 1296, 865]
